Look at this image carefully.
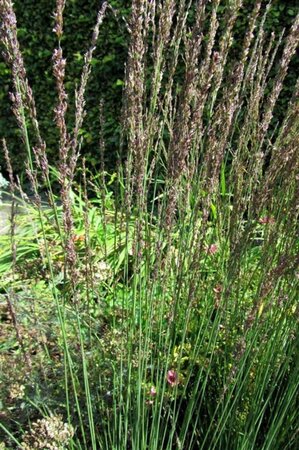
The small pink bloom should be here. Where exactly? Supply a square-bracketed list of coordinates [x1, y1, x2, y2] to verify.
[149, 386, 156, 397]
[206, 244, 218, 255]
[259, 216, 275, 225]
[167, 370, 178, 387]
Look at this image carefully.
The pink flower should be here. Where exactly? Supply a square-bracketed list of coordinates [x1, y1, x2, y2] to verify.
[259, 216, 275, 225]
[206, 244, 218, 255]
[167, 370, 178, 387]
[149, 386, 156, 397]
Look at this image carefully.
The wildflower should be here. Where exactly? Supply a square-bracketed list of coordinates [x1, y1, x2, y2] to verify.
[93, 260, 112, 281]
[145, 385, 156, 405]
[206, 243, 218, 255]
[21, 415, 74, 450]
[167, 370, 178, 387]
[149, 386, 156, 396]
[9, 383, 25, 400]
[258, 216, 275, 224]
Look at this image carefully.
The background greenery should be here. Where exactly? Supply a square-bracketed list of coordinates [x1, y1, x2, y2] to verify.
[0, 0, 298, 174]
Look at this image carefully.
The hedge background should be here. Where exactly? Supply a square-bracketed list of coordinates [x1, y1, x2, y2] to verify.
[0, 0, 298, 175]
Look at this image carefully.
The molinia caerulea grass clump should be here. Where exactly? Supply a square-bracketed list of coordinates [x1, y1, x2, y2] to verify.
[0, 1, 298, 449]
